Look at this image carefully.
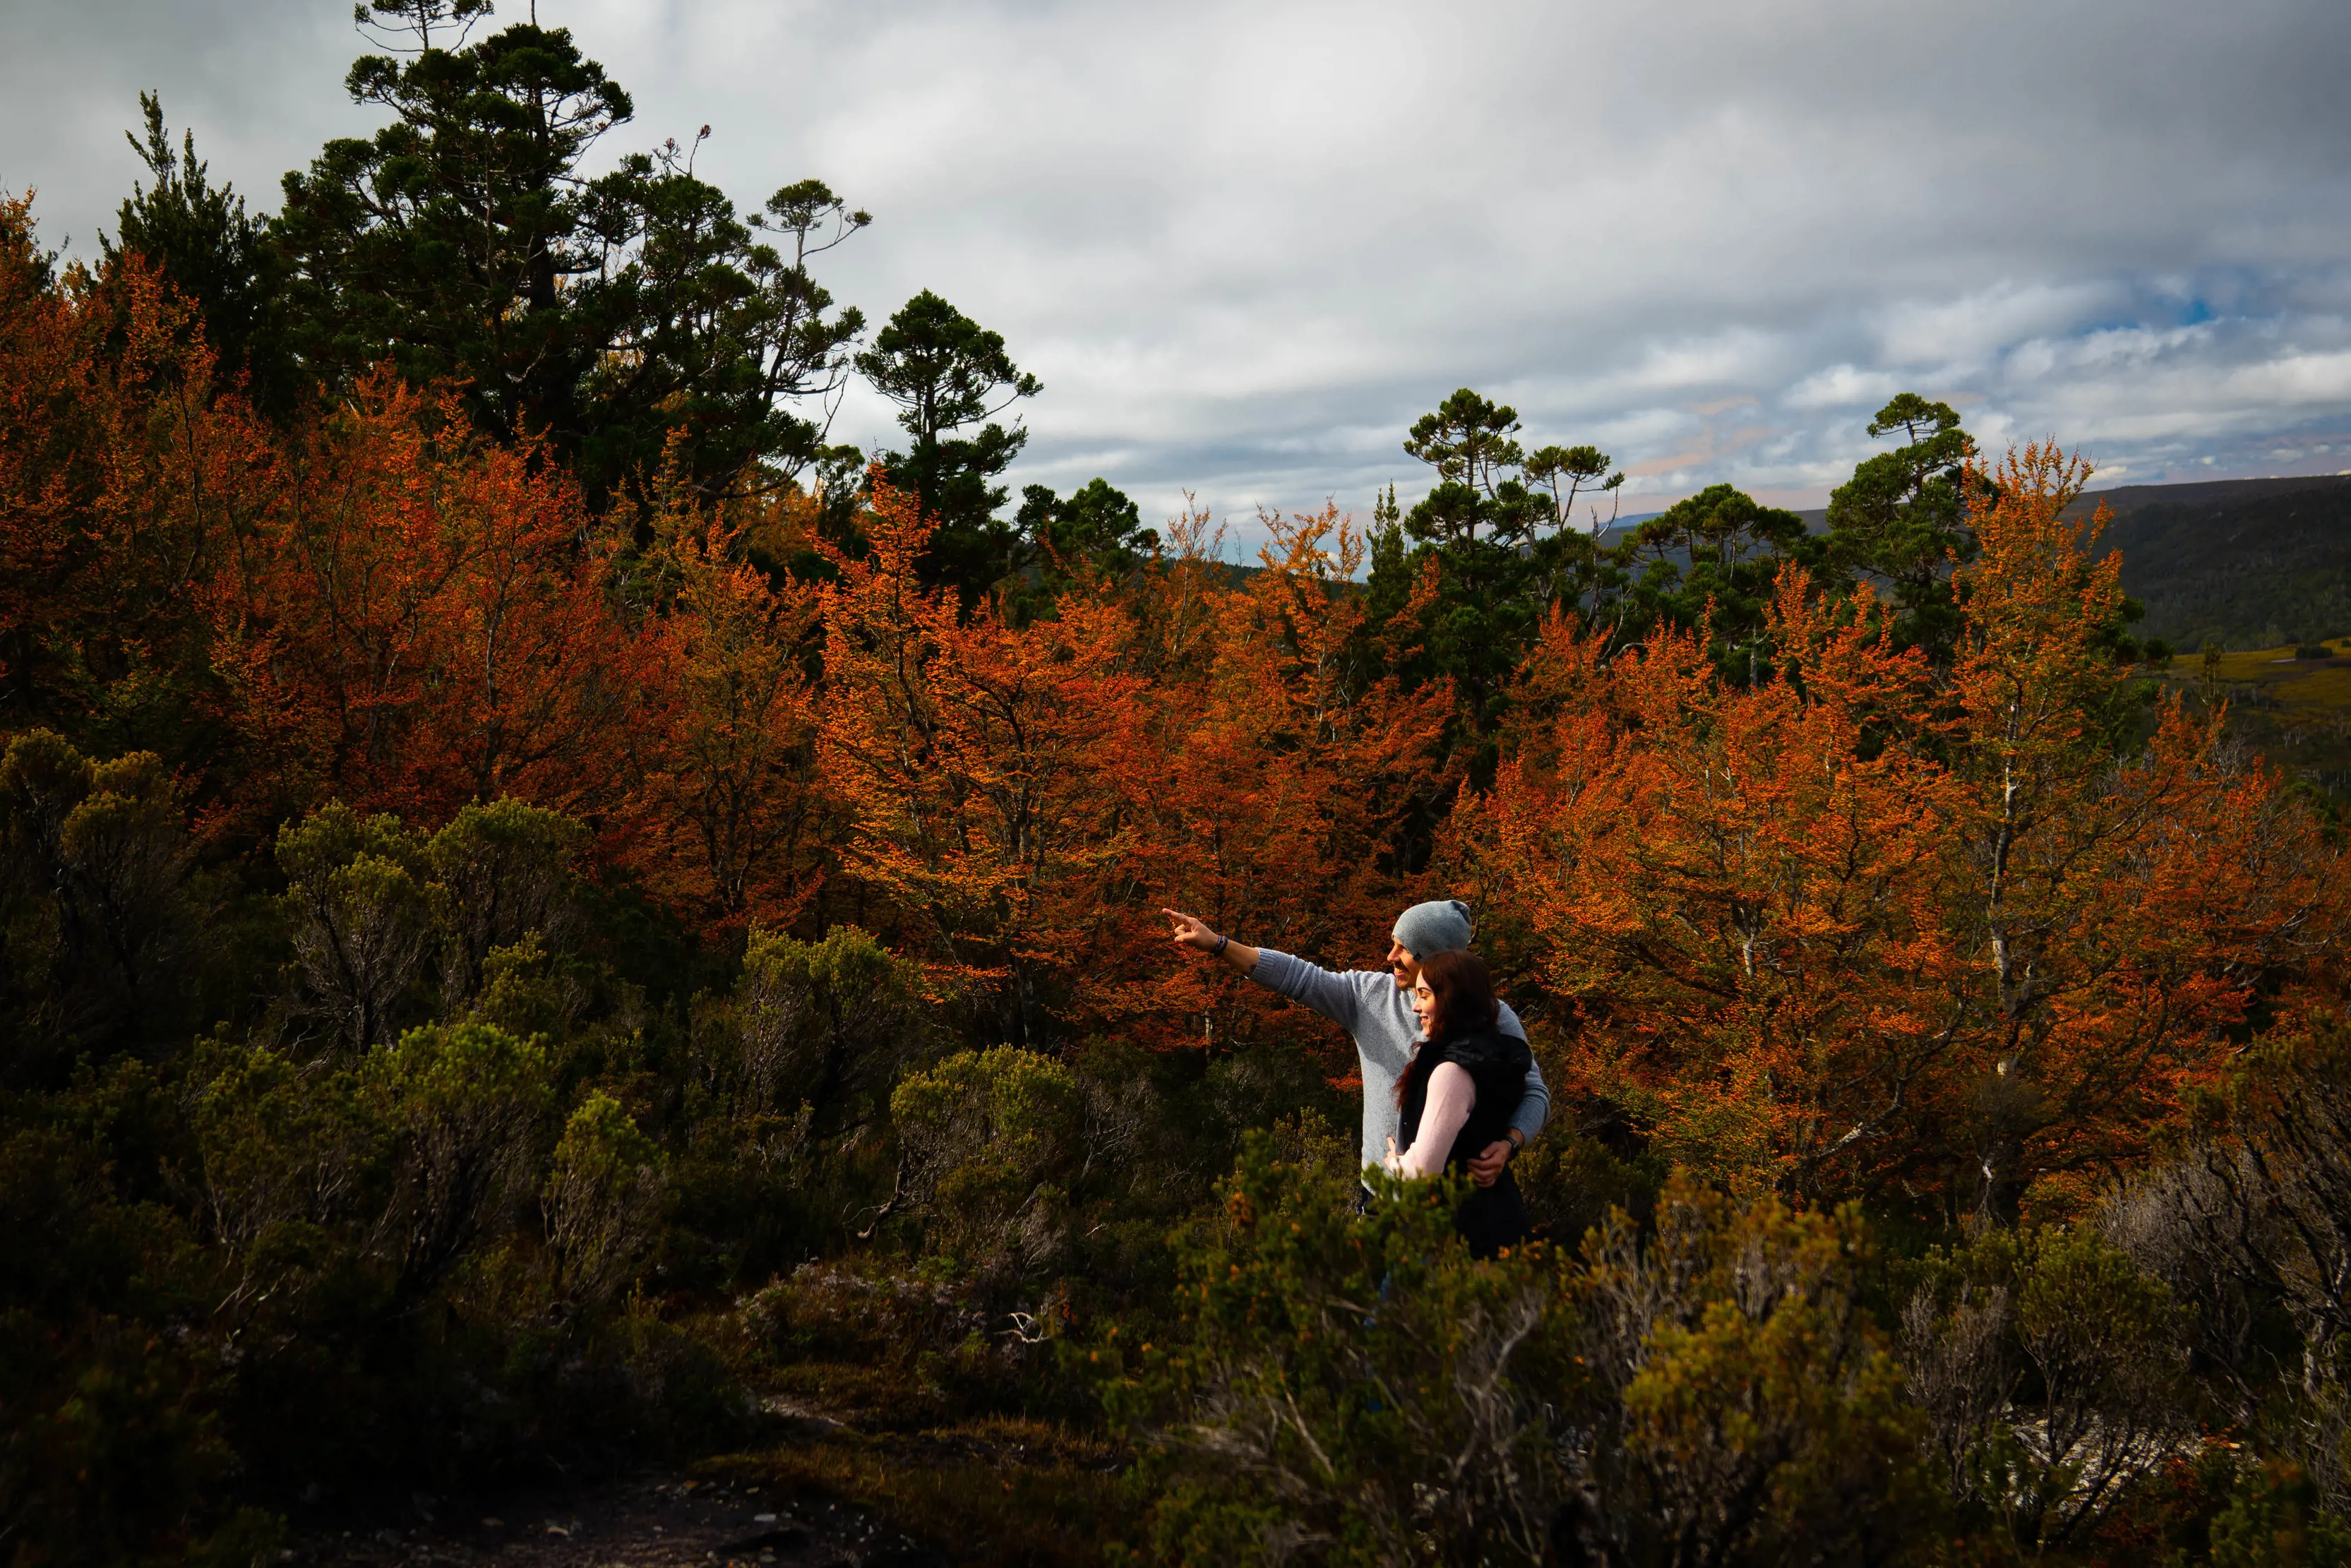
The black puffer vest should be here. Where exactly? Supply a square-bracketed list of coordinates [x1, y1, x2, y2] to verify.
[1397, 1026, 1532, 1257]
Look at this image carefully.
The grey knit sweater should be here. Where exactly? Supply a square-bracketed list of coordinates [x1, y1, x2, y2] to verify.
[1249, 948, 1550, 1174]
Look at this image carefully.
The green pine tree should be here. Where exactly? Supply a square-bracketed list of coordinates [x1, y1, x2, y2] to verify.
[105, 93, 298, 412]
[271, 4, 868, 505]
[855, 290, 1041, 600]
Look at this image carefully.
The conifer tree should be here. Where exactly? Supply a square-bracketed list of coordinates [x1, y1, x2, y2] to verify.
[1617, 481, 1817, 680]
[1009, 476, 1157, 616]
[855, 291, 1040, 599]
[1365, 388, 1625, 734]
[104, 94, 297, 412]
[271, 3, 868, 505]
[1825, 393, 1977, 661]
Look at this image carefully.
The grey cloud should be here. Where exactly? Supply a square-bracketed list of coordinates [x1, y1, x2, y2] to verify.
[8, 0, 2351, 549]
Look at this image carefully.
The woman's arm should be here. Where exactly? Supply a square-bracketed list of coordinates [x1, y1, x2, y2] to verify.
[1396, 1063, 1476, 1179]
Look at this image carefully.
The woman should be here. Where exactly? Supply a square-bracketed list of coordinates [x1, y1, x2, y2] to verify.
[1384, 948, 1532, 1257]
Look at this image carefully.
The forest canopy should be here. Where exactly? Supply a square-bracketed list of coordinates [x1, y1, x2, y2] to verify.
[1, 5, 2345, 1564]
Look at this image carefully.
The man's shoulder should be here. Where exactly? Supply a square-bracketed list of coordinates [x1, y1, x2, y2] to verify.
[1298, 957, 1395, 995]
[1260, 950, 1390, 988]
[1495, 996, 1528, 1040]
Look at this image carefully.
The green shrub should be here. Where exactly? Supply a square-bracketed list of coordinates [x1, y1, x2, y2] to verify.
[893, 1046, 1081, 1283]
[734, 923, 928, 1123]
[1510, 1127, 1665, 1250]
[185, 1507, 289, 1568]
[365, 1019, 556, 1306]
[666, 924, 926, 1286]
[1571, 1172, 1931, 1567]
[1113, 1156, 1937, 1567]
[2211, 1461, 2351, 1567]
[1111, 1135, 1572, 1566]
[276, 801, 433, 1050]
[188, 1034, 387, 1275]
[0, 779, 772, 1540]
[544, 1091, 666, 1310]
[1901, 1221, 2191, 1554]
[0, 1113, 226, 1566]
[0, 730, 207, 1070]
[426, 798, 586, 1004]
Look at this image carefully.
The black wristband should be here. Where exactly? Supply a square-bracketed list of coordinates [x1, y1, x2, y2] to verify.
[1213, 933, 1228, 957]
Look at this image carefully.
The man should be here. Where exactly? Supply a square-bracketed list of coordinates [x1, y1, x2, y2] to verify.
[1161, 899, 1547, 1187]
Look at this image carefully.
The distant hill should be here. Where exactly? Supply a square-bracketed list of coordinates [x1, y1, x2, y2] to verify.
[1351, 477, 2351, 652]
[2061, 476, 2351, 652]
[1781, 476, 2351, 652]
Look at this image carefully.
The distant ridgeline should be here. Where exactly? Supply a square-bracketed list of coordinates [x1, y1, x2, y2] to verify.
[1269, 472, 2347, 655]
[2062, 476, 2351, 652]
[1677, 475, 2351, 654]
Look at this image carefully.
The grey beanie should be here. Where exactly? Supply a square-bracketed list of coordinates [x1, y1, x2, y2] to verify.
[1392, 899, 1475, 960]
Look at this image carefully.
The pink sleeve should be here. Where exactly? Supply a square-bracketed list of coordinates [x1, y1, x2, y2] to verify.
[1399, 1063, 1475, 1178]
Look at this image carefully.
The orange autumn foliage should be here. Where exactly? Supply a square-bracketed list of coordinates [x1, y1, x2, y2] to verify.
[1937, 445, 2338, 1213]
[816, 475, 1151, 1046]
[1463, 445, 2344, 1214]
[811, 487, 1452, 1070]
[5, 192, 2342, 1229]
[1462, 570, 1965, 1195]
[0, 198, 244, 746]
[1117, 503, 1454, 1070]
[624, 474, 834, 933]
[203, 373, 640, 825]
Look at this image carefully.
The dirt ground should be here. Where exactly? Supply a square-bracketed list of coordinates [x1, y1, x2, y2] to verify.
[285, 1382, 1125, 1568]
[289, 1472, 939, 1567]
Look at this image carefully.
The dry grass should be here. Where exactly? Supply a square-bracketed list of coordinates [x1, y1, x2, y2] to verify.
[760, 1359, 955, 1431]
[2194, 642, 2351, 710]
[698, 1412, 1131, 1567]
[2162, 642, 2351, 804]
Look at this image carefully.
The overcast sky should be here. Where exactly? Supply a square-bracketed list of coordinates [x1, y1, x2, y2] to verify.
[9, 0, 2351, 546]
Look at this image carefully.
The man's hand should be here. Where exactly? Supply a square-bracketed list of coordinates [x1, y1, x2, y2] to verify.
[1161, 908, 1221, 953]
[1162, 910, 1260, 973]
[1467, 1139, 1514, 1188]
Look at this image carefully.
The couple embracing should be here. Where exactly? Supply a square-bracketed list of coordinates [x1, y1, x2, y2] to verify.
[1162, 899, 1543, 1257]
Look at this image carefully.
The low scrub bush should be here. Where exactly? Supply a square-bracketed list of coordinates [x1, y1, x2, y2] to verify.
[1109, 1136, 1573, 1566]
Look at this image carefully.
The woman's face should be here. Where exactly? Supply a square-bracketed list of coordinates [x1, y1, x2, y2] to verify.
[1411, 973, 1437, 1039]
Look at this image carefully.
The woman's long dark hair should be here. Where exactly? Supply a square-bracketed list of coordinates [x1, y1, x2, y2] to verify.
[1399, 949, 1500, 1106]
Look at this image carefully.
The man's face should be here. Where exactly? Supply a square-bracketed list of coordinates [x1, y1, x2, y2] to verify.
[1385, 936, 1418, 991]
